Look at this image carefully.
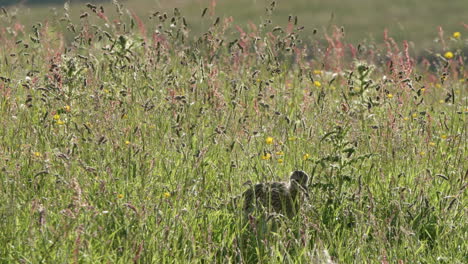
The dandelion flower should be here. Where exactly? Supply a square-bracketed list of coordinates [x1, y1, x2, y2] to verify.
[420, 88, 426, 92]
[453, 32, 461, 39]
[412, 113, 418, 118]
[261, 153, 271, 160]
[420, 151, 426, 156]
[163, 192, 171, 198]
[34, 152, 42, 157]
[265, 137, 274, 145]
[403, 117, 409, 121]
[303, 153, 310, 160]
[387, 93, 393, 99]
[435, 84, 442, 89]
[314, 81, 322, 87]
[444, 51, 454, 59]
[53, 114, 60, 120]
[57, 120, 65, 125]
[277, 158, 284, 164]
[117, 194, 124, 199]
[288, 136, 297, 141]
[125, 140, 131, 145]
[439, 100, 445, 104]
[441, 135, 447, 139]
[429, 142, 436, 146]
[64, 105, 71, 112]
[276, 151, 284, 156]
[313, 70, 322, 75]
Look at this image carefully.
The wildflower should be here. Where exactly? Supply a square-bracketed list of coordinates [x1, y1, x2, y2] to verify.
[453, 32, 461, 39]
[303, 153, 310, 160]
[435, 84, 442, 89]
[265, 137, 274, 145]
[420, 88, 426, 92]
[420, 151, 426, 156]
[57, 120, 65, 125]
[277, 158, 284, 164]
[313, 70, 322, 75]
[276, 151, 284, 156]
[117, 194, 124, 199]
[34, 152, 42, 157]
[261, 153, 271, 160]
[353, 87, 361, 92]
[163, 192, 171, 198]
[64, 105, 71, 112]
[441, 135, 447, 139]
[444, 51, 454, 59]
[429, 142, 436, 146]
[288, 136, 297, 141]
[256, 79, 261, 83]
[404, 117, 410, 121]
[314, 81, 322, 87]
[439, 100, 445, 104]
[387, 93, 393, 99]
[412, 113, 418, 118]
[125, 140, 131, 145]
[53, 114, 60, 120]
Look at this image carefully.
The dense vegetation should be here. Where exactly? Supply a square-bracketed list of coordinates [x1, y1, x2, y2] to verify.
[0, 1, 466, 263]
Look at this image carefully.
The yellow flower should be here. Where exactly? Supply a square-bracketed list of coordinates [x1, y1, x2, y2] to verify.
[103, 89, 110, 94]
[330, 85, 336, 90]
[444, 51, 454, 59]
[453, 32, 461, 39]
[429, 142, 436, 146]
[117, 194, 124, 199]
[435, 84, 442, 89]
[403, 117, 409, 121]
[265, 137, 274, 145]
[303, 153, 310, 160]
[353, 87, 361, 92]
[314, 81, 322, 87]
[125, 140, 131, 145]
[288, 136, 297, 141]
[57, 120, 65, 125]
[419, 151, 425, 156]
[277, 158, 284, 164]
[261, 153, 271, 160]
[163, 192, 171, 198]
[421, 88, 426, 92]
[313, 70, 322, 75]
[53, 114, 60, 120]
[256, 79, 261, 83]
[64, 105, 71, 112]
[439, 100, 445, 104]
[387, 93, 393, 99]
[412, 113, 418, 118]
[441, 135, 447, 139]
[34, 152, 42, 157]
[276, 151, 284, 156]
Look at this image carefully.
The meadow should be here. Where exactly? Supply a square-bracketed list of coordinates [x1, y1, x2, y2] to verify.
[0, 1, 467, 263]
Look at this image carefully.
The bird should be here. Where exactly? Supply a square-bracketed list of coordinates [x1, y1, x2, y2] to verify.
[242, 170, 309, 219]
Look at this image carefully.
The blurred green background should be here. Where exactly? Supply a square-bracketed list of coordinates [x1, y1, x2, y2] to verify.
[2, 0, 467, 50]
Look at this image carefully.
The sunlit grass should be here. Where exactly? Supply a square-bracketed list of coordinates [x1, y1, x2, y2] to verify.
[0, 1, 466, 263]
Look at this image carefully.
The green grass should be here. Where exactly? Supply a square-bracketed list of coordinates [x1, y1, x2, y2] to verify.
[0, 1, 467, 263]
[6, 0, 468, 51]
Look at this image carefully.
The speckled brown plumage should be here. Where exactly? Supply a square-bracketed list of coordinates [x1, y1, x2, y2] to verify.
[243, 171, 309, 218]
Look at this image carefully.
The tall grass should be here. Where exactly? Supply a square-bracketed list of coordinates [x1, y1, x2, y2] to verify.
[0, 1, 466, 263]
